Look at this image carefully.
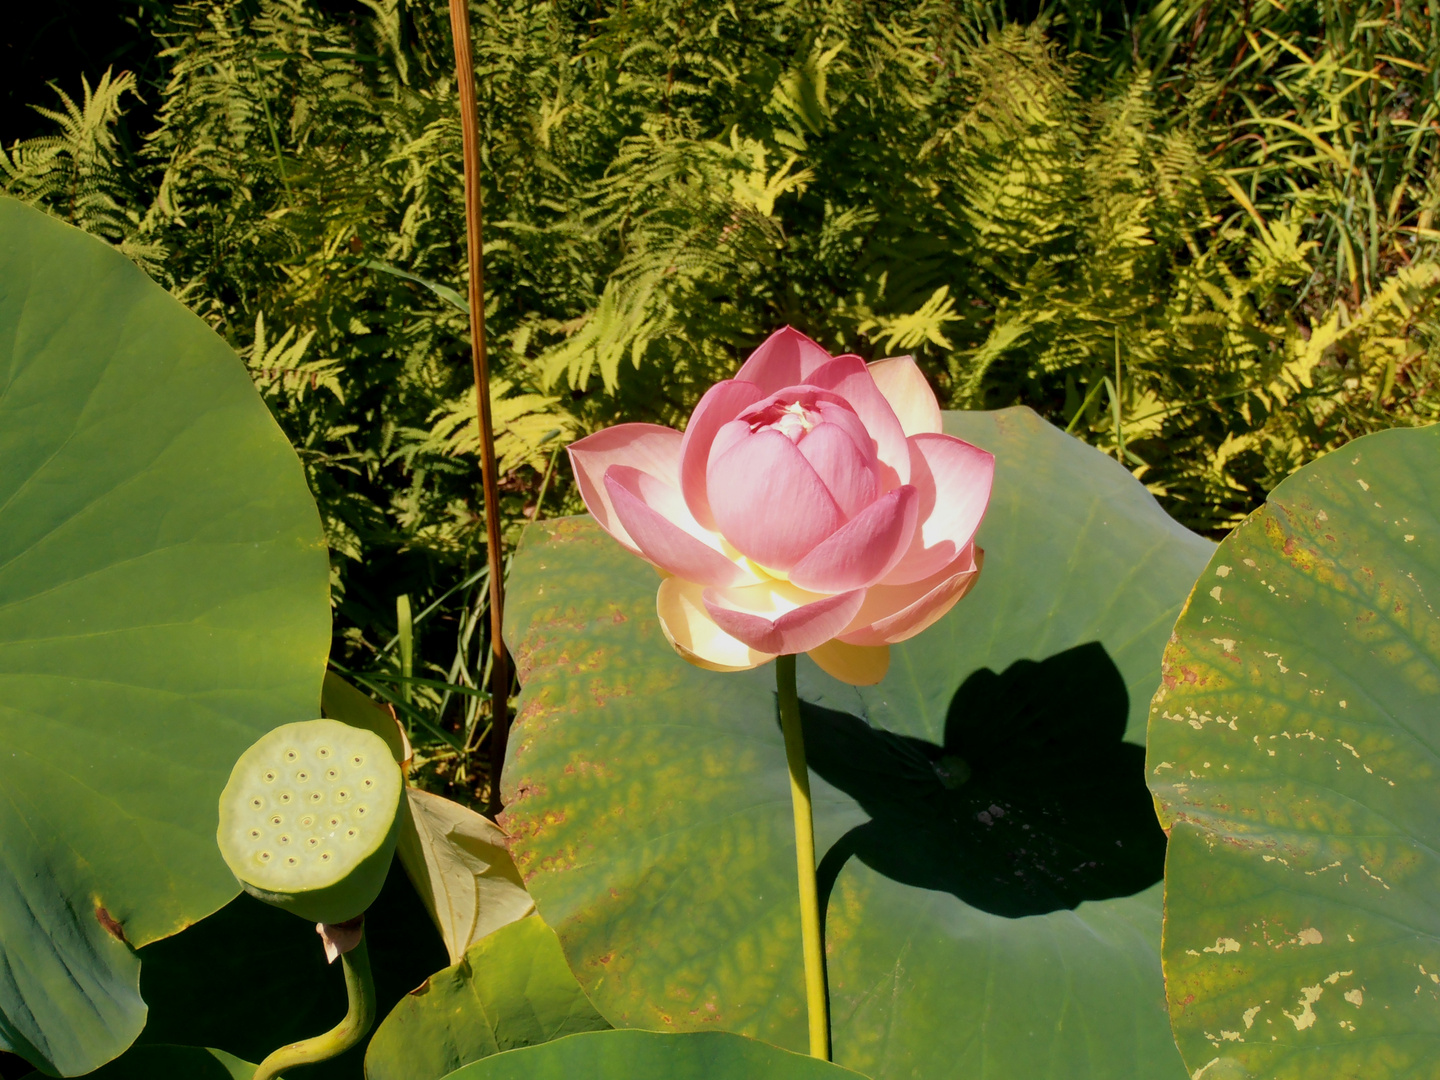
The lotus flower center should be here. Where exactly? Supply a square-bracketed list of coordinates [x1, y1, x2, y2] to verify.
[753, 400, 821, 443]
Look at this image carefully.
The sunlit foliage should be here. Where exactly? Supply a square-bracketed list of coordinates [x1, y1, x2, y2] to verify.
[6, 0, 1438, 796]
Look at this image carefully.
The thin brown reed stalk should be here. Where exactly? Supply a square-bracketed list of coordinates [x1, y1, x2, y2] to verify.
[446, 0, 510, 818]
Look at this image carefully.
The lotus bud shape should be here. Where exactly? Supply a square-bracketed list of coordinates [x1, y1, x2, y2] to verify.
[567, 327, 993, 685]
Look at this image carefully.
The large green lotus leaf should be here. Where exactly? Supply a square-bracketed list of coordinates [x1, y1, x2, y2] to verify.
[0, 198, 331, 1074]
[501, 407, 1211, 1080]
[1146, 424, 1440, 1080]
[437, 1029, 865, 1080]
[365, 914, 611, 1080]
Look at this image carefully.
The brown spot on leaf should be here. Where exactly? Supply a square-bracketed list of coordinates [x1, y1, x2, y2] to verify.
[687, 1002, 723, 1023]
[587, 678, 633, 707]
[511, 633, 556, 683]
[95, 906, 128, 945]
[537, 847, 579, 875]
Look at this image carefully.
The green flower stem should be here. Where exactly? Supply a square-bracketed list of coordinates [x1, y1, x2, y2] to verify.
[775, 653, 830, 1060]
[252, 932, 376, 1080]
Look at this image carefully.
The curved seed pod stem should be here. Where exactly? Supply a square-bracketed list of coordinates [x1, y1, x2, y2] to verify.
[252, 932, 376, 1080]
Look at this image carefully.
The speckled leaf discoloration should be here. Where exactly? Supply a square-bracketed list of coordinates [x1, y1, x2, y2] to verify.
[1148, 424, 1440, 1080]
[504, 407, 1213, 1080]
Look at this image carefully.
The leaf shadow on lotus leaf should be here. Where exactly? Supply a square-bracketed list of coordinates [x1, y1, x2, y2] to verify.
[807, 643, 1166, 919]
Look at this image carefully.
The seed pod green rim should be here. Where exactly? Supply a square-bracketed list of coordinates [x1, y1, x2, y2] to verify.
[218, 719, 403, 924]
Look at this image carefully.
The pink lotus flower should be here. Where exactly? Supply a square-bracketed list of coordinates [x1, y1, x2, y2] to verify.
[567, 327, 993, 686]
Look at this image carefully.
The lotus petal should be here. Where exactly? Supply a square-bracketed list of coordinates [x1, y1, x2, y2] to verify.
[707, 429, 844, 571]
[702, 581, 866, 655]
[796, 421, 882, 519]
[806, 639, 890, 686]
[789, 485, 919, 593]
[678, 379, 766, 530]
[656, 577, 774, 672]
[568, 424, 683, 553]
[886, 434, 994, 585]
[733, 326, 838, 395]
[842, 545, 983, 646]
[605, 466, 752, 587]
[806, 355, 911, 485]
[867, 355, 943, 437]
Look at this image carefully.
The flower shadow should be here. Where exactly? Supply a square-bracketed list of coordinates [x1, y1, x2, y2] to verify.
[806, 642, 1166, 920]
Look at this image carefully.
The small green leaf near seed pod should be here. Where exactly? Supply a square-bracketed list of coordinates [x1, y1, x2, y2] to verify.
[217, 719, 404, 924]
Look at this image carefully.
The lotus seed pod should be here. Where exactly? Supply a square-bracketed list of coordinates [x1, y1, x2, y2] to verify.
[218, 719, 404, 924]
